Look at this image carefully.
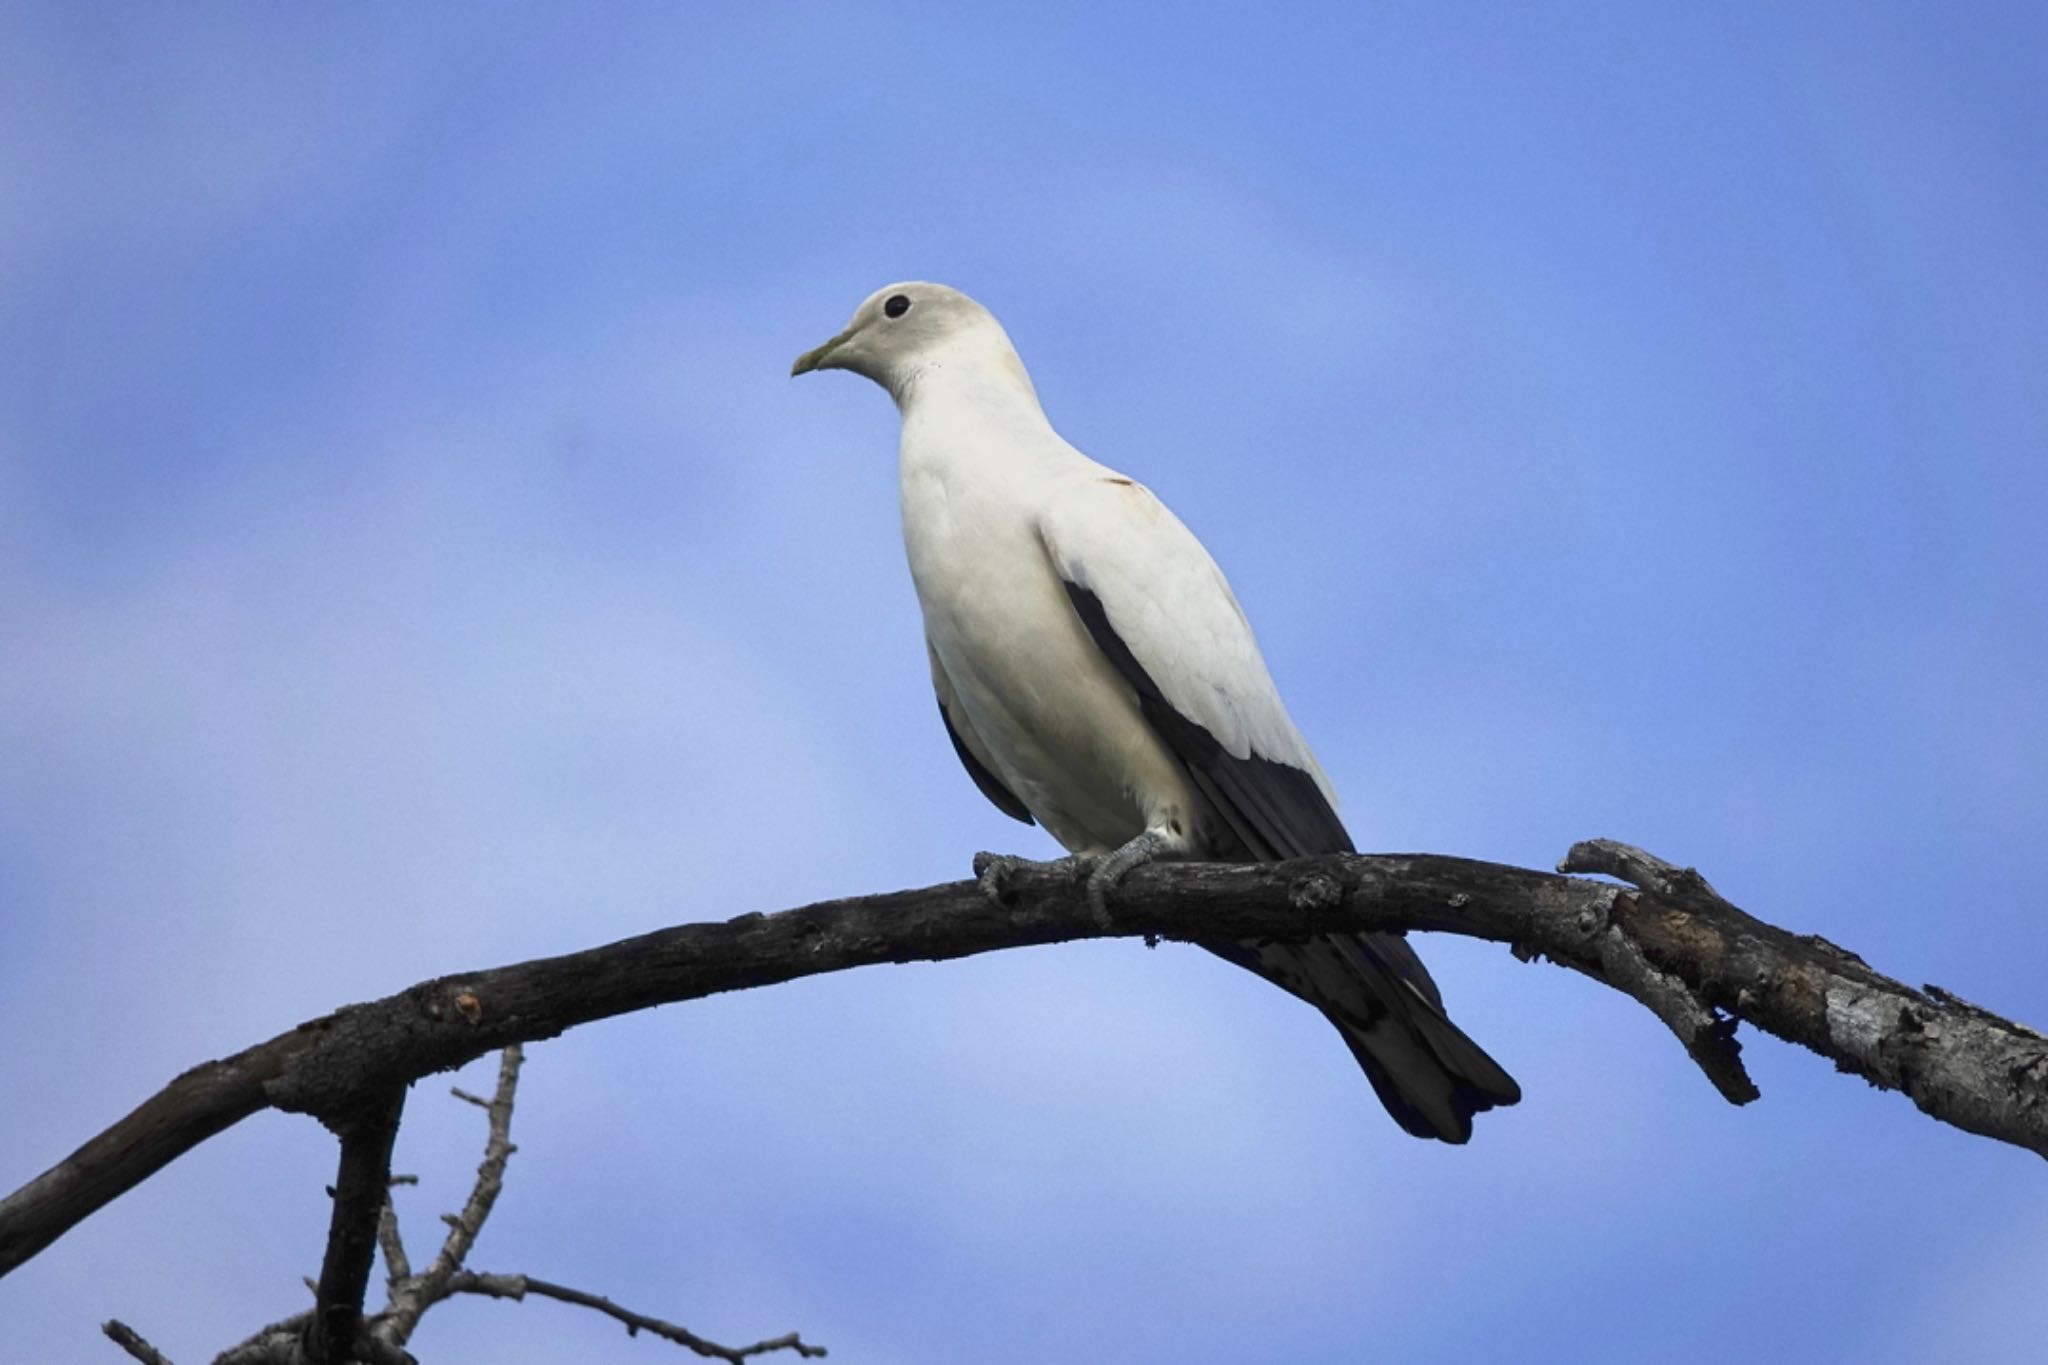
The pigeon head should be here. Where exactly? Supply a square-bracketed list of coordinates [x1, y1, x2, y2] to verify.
[791, 282, 1034, 403]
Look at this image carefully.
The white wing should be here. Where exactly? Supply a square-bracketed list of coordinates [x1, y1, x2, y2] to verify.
[1039, 470, 1521, 1141]
[1036, 471, 1346, 858]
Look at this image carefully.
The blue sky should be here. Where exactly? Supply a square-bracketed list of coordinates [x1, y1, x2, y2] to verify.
[3, 4, 2045, 1361]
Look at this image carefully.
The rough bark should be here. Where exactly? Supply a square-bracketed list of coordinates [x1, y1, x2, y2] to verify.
[305, 1089, 406, 1364]
[7, 843, 2046, 1287]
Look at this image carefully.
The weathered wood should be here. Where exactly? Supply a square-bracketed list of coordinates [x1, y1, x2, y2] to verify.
[305, 1089, 406, 1364]
[3, 845, 2043, 1283]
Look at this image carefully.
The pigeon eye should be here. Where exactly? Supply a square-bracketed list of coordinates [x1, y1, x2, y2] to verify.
[884, 294, 912, 319]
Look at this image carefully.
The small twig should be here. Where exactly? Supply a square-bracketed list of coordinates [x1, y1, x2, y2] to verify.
[377, 1045, 523, 1347]
[358, 1051, 824, 1359]
[376, 1171, 417, 1292]
[1552, 839, 1758, 1101]
[446, 1271, 827, 1361]
[103, 1320, 177, 1365]
[305, 1088, 407, 1364]
[376, 1198, 411, 1289]
[1558, 837, 1725, 905]
[1593, 920, 1759, 1104]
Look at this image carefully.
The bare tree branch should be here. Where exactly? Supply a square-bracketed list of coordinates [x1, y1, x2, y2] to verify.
[375, 1201, 410, 1293]
[15, 844, 2047, 1287]
[104, 1320, 177, 1365]
[441, 1272, 826, 1361]
[1545, 842, 1759, 1105]
[306, 1090, 406, 1363]
[1554, 839, 2048, 1150]
[377, 1047, 523, 1348]
[158, 1045, 809, 1364]
[374, 1172, 419, 1298]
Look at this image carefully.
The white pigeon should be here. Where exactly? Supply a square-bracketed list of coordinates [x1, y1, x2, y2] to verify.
[793, 282, 1518, 1142]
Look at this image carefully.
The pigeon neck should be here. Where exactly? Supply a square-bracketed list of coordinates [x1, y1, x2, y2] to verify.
[892, 344, 1048, 429]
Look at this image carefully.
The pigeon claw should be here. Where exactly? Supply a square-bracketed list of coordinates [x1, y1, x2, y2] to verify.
[1083, 860, 1121, 931]
[1082, 828, 1175, 931]
[975, 851, 1026, 906]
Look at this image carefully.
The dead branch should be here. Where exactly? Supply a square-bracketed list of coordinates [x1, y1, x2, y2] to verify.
[374, 1202, 409, 1293]
[441, 1272, 826, 1361]
[376, 1047, 524, 1347]
[103, 1321, 176, 1365]
[306, 1089, 406, 1363]
[188, 1046, 808, 1364]
[15, 841, 2046, 1293]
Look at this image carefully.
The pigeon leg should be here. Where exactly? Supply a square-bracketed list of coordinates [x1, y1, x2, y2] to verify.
[1083, 828, 1178, 928]
[974, 830, 1178, 930]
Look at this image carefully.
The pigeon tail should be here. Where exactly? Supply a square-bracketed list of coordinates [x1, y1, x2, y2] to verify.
[1228, 934, 1520, 1144]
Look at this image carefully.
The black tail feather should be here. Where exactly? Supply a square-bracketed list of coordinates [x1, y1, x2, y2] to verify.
[1214, 933, 1520, 1144]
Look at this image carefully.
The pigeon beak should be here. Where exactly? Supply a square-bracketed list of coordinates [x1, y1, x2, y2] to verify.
[791, 329, 855, 377]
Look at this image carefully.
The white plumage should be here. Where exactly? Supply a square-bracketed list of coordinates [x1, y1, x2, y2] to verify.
[794, 281, 1518, 1141]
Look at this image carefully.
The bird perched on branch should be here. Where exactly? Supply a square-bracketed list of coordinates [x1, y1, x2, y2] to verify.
[793, 282, 1518, 1142]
